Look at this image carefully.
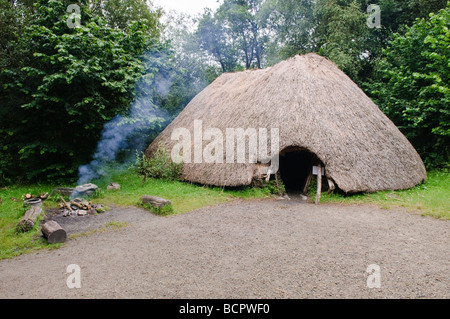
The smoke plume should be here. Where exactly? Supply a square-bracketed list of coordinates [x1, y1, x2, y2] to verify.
[77, 55, 172, 185]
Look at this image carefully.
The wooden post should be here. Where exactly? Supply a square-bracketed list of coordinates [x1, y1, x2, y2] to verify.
[302, 171, 313, 195]
[315, 164, 322, 205]
[327, 178, 335, 194]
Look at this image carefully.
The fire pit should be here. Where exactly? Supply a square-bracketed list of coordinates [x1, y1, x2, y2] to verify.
[59, 196, 105, 217]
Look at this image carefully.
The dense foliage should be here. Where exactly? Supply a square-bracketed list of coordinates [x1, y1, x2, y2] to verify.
[181, 0, 450, 168]
[136, 144, 183, 182]
[367, 5, 449, 168]
[0, 0, 164, 184]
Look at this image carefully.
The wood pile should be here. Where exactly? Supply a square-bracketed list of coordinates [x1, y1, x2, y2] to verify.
[58, 196, 105, 217]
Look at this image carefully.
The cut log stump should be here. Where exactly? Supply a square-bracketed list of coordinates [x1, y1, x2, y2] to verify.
[17, 205, 43, 233]
[41, 221, 67, 244]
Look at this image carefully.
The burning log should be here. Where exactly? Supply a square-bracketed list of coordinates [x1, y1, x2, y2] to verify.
[60, 196, 74, 213]
[70, 201, 86, 210]
[59, 197, 99, 217]
[70, 198, 91, 210]
[41, 221, 67, 244]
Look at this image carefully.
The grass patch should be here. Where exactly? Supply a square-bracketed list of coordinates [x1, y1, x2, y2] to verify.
[0, 184, 65, 259]
[315, 171, 450, 220]
[91, 167, 272, 215]
[2, 168, 446, 260]
[0, 169, 271, 259]
[138, 201, 175, 216]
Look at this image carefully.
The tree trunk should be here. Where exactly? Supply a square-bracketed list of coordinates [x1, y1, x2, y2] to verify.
[17, 206, 43, 233]
[303, 171, 313, 194]
[251, 21, 261, 69]
[241, 30, 251, 69]
[219, 59, 227, 73]
[41, 221, 67, 244]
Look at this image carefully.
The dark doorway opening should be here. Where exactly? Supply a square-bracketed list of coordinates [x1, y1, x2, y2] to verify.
[279, 149, 313, 193]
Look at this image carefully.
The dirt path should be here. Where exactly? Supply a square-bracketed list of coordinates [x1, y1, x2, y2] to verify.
[0, 199, 448, 299]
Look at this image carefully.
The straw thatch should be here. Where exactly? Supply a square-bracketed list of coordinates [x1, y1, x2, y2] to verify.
[146, 53, 426, 193]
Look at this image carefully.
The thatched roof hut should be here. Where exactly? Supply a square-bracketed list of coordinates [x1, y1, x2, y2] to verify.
[146, 53, 426, 193]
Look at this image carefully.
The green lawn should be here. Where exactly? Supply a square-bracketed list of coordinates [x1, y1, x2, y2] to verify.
[0, 169, 448, 260]
[317, 170, 450, 220]
[0, 184, 63, 259]
[93, 168, 272, 214]
[0, 169, 271, 259]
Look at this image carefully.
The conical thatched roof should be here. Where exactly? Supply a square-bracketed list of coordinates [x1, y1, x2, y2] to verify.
[146, 53, 426, 193]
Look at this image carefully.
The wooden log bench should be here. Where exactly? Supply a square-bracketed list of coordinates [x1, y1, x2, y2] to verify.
[141, 195, 172, 208]
[17, 203, 43, 233]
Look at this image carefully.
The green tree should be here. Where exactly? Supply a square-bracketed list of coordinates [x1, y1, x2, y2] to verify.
[89, 0, 163, 37]
[0, 0, 35, 184]
[161, 12, 221, 116]
[195, 0, 268, 71]
[258, 0, 448, 82]
[196, 8, 240, 72]
[260, 0, 317, 64]
[217, 0, 266, 69]
[368, 4, 450, 168]
[369, 0, 448, 32]
[0, 0, 163, 183]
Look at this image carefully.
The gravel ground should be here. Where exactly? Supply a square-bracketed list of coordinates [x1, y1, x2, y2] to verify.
[0, 198, 448, 299]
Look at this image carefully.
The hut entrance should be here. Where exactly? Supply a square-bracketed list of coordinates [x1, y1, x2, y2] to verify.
[279, 149, 313, 194]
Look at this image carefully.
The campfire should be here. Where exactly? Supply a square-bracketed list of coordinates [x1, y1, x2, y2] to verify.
[59, 196, 105, 217]
[14, 183, 110, 244]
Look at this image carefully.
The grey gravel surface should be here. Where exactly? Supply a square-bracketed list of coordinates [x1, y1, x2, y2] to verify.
[0, 199, 448, 299]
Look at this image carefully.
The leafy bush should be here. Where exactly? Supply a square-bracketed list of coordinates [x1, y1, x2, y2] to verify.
[367, 4, 450, 169]
[251, 174, 286, 196]
[136, 144, 183, 182]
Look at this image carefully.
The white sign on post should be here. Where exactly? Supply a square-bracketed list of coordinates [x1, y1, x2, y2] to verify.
[312, 166, 325, 176]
